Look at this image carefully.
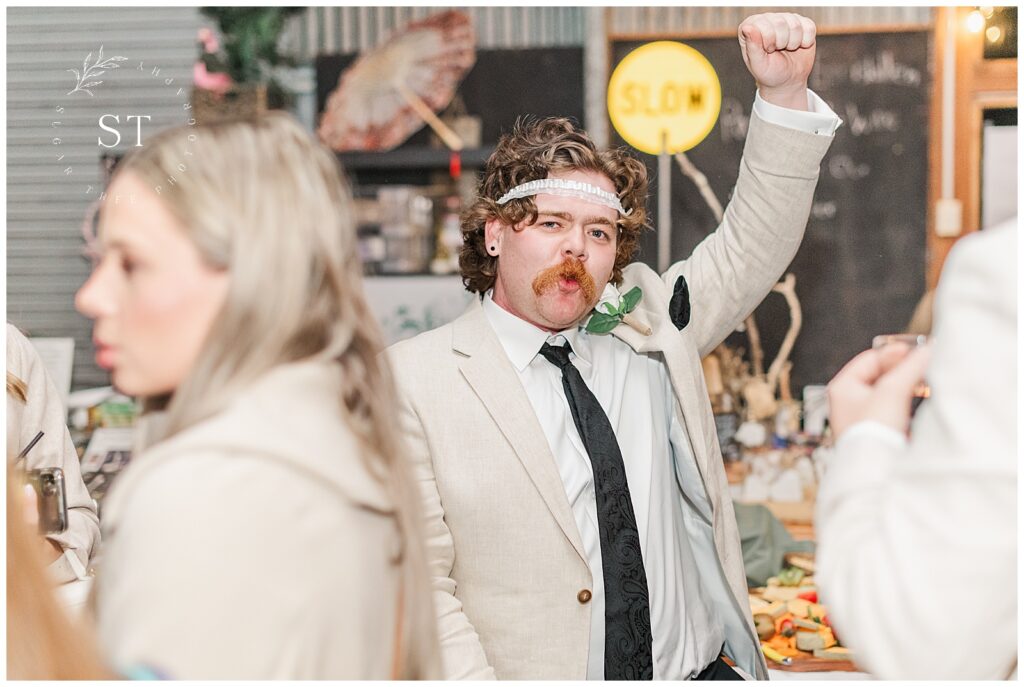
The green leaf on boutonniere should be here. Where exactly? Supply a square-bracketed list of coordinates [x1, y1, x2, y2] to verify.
[585, 286, 644, 334]
[586, 312, 621, 334]
[621, 286, 642, 313]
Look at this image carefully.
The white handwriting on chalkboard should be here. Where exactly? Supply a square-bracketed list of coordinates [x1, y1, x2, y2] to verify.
[811, 200, 837, 220]
[718, 97, 749, 144]
[810, 62, 848, 91]
[828, 155, 871, 181]
[844, 104, 900, 136]
[850, 51, 921, 86]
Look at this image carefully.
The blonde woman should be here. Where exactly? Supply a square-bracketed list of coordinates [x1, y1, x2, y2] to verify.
[75, 113, 440, 679]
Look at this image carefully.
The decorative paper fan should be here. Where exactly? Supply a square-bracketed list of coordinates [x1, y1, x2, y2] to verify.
[318, 11, 476, 152]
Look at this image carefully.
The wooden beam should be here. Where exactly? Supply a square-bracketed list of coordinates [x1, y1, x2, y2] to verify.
[929, 7, 1017, 289]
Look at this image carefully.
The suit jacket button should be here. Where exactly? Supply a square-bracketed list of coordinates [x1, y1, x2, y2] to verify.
[577, 589, 592, 604]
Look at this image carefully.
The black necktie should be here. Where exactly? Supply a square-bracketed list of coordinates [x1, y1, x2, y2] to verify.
[538, 341, 654, 680]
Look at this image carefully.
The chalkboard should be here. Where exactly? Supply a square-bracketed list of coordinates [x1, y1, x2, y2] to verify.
[612, 31, 931, 393]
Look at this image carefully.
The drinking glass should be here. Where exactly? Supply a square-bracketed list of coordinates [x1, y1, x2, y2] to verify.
[872, 334, 930, 398]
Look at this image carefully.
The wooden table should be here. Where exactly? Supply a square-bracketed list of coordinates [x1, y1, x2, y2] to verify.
[758, 499, 816, 541]
[771, 655, 859, 673]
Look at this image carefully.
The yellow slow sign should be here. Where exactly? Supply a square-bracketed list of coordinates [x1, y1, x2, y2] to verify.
[608, 41, 722, 155]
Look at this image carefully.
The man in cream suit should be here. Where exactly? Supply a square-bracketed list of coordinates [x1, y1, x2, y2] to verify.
[388, 13, 839, 680]
[819, 220, 1017, 680]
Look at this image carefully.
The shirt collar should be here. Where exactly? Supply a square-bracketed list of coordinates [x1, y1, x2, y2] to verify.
[558, 324, 592, 367]
[481, 291, 594, 372]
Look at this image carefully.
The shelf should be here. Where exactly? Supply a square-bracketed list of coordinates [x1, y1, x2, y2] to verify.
[338, 146, 494, 172]
[363, 271, 464, 279]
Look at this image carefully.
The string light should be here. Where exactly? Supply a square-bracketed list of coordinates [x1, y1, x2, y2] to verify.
[986, 25, 1003, 43]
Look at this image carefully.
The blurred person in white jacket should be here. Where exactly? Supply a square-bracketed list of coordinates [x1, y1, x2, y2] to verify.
[818, 220, 1016, 680]
[7, 323, 100, 583]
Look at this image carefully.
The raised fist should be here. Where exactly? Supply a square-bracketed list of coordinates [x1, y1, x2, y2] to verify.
[738, 13, 817, 109]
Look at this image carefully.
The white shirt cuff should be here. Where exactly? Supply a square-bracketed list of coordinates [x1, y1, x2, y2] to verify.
[836, 420, 908, 452]
[753, 89, 842, 136]
[816, 420, 905, 510]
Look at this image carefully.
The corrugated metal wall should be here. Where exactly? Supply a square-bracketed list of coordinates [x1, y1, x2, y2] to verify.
[283, 6, 933, 58]
[280, 6, 586, 58]
[606, 6, 933, 35]
[7, 7, 201, 389]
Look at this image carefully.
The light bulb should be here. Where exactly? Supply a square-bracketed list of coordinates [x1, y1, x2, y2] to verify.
[966, 9, 986, 33]
[986, 25, 1002, 42]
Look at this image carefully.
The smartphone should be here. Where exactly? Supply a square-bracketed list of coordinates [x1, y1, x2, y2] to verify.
[26, 467, 68, 535]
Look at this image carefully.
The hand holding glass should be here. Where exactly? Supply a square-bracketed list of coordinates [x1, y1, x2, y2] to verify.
[872, 334, 930, 398]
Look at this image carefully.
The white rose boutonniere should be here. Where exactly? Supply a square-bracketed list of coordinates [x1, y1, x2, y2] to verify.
[585, 283, 651, 335]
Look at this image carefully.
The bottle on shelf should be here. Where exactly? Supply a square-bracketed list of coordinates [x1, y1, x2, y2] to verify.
[430, 194, 463, 275]
[379, 186, 433, 274]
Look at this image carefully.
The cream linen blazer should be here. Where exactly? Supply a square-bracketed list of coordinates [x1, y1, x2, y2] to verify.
[816, 221, 1017, 679]
[94, 360, 407, 679]
[387, 112, 833, 680]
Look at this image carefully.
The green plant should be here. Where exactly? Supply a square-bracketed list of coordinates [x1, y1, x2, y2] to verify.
[199, 7, 304, 108]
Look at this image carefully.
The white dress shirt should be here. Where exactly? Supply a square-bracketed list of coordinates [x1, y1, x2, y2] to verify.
[481, 93, 840, 680]
[753, 89, 842, 136]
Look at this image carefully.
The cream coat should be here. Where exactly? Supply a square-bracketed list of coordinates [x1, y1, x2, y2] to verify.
[7, 323, 100, 577]
[387, 113, 834, 680]
[94, 360, 404, 679]
[816, 221, 1017, 679]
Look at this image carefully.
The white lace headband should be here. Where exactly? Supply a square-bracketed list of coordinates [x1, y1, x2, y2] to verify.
[495, 178, 632, 217]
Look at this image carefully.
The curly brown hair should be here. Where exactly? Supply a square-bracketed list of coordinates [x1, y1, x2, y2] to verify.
[459, 117, 650, 294]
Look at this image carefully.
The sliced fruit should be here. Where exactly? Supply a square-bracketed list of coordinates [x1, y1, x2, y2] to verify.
[754, 613, 776, 640]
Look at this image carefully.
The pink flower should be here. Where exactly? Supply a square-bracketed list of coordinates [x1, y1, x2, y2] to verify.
[197, 27, 219, 54]
[193, 62, 233, 94]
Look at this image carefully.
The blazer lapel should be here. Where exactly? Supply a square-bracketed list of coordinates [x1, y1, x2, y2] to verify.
[611, 284, 714, 487]
[453, 302, 588, 565]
